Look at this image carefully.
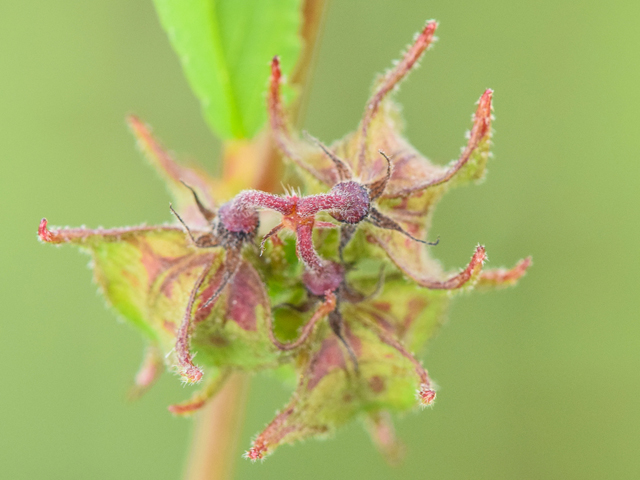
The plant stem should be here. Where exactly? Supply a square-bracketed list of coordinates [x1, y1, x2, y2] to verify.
[184, 4, 328, 478]
[291, 0, 329, 126]
[183, 373, 251, 480]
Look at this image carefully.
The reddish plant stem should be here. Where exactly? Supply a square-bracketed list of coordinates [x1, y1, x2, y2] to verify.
[183, 373, 250, 480]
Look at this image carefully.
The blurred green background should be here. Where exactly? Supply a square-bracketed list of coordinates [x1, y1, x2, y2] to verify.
[1, 1, 638, 478]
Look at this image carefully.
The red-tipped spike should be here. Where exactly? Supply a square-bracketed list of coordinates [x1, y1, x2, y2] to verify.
[38, 218, 54, 242]
[245, 442, 267, 461]
[419, 385, 437, 406]
[175, 266, 212, 384]
[365, 21, 438, 121]
[181, 365, 203, 384]
[477, 256, 532, 288]
[474, 88, 494, 140]
[393, 89, 494, 196]
[127, 116, 217, 208]
[267, 57, 330, 183]
[168, 370, 231, 415]
[38, 221, 184, 245]
[367, 319, 437, 407]
[244, 405, 297, 462]
[267, 56, 295, 160]
[359, 21, 438, 171]
[268, 57, 284, 128]
[416, 245, 487, 290]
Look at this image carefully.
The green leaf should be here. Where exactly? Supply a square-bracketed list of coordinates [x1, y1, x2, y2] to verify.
[153, 0, 303, 139]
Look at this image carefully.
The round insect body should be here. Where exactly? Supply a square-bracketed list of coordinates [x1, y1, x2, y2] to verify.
[218, 201, 260, 234]
[215, 200, 260, 248]
[328, 181, 370, 224]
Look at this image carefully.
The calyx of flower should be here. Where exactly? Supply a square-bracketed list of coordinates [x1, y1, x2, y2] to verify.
[38, 18, 532, 463]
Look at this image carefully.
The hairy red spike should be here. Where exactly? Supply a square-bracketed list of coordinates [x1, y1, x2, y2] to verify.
[419, 386, 437, 406]
[268, 57, 285, 131]
[127, 115, 216, 206]
[268, 57, 332, 182]
[38, 218, 55, 242]
[37, 219, 184, 244]
[393, 89, 493, 196]
[415, 245, 486, 290]
[175, 265, 213, 383]
[128, 115, 183, 183]
[268, 57, 298, 162]
[477, 256, 532, 287]
[245, 441, 268, 461]
[244, 405, 297, 462]
[358, 21, 438, 171]
[168, 370, 231, 416]
[260, 223, 284, 255]
[366, 318, 437, 407]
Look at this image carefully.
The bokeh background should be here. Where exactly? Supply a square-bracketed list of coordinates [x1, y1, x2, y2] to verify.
[1, 1, 639, 479]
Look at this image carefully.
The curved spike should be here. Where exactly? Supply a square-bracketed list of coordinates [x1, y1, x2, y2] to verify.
[416, 245, 486, 290]
[127, 115, 217, 209]
[37, 218, 184, 245]
[168, 369, 231, 416]
[174, 265, 212, 383]
[174, 252, 241, 384]
[268, 57, 326, 182]
[341, 265, 386, 304]
[170, 204, 199, 245]
[367, 207, 439, 245]
[365, 150, 393, 200]
[260, 223, 284, 256]
[179, 180, 216, 223]
[477, 256, 532, 288]
[358, 21, 438, 172]
[360, 316, 436, 406]
[170, 204, 219, 249]
[391, 89, 493, 197]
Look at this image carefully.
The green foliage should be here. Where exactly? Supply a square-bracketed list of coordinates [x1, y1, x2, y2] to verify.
[153, 0, 303, 140]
